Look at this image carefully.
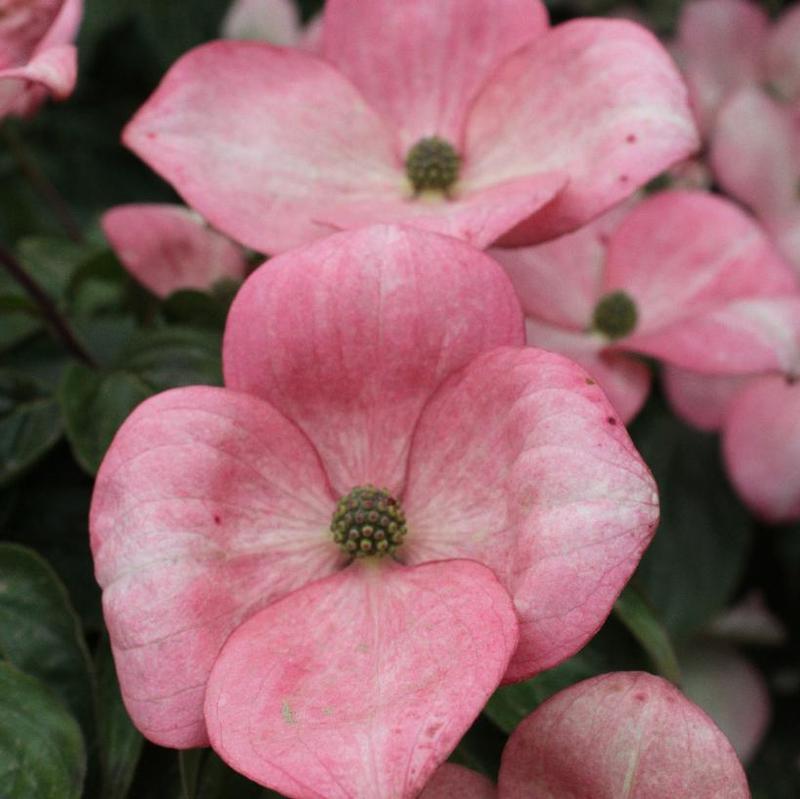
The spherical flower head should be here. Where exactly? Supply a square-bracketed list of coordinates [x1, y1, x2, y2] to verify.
[122, 0, 698, 254]
[591, 290, 638, 339]
[90, 225, 659, 798]
[405, 137, 461, 195]
[331, 484, 407, 557]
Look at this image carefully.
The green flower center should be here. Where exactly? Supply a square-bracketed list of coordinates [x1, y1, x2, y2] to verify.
[405, 136, 461, 194]
[591, 290, 638, 340]
[330, 485, 407, 558]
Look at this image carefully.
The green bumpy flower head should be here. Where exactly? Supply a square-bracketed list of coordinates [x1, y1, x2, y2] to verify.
[591, 290, 638, 340]
[405, 136, 461, 194]
[331, 485, 408, 558]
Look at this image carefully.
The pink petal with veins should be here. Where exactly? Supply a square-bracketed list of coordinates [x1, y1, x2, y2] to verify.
[321, 0, 547, 151]
[90, 387, 340, 747]
[403, 347, 658, 681]
[223, 225, 523, 495]
[205, 560, 518, 799]
[498, 672, 750, 798]
[102, 204, 247, 298]
[468, 19, 698, 245]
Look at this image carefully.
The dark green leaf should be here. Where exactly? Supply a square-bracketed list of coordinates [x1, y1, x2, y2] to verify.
[121, 327, 223, 391]
[180, 749, 283, 799]
[58, 363, 152, 474]
[96, 641, 143, 799]
[0, 371, 62, 486]
[630, 400, 753, 638]
[614, 584, 681, 684]
[0, 662, 85, 799]
[0, 544, 95, 738]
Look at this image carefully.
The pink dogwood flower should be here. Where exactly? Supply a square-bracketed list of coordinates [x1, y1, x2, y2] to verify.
[123, 0, 698, 255]
[492, 190, 800, 423]
[221, 0, 321, 50]
[421, 672, 751, 798]
[664, 297, 800, 522]
[711, 88, 800, 275]
[673, 0, 800, 136]
[90, 225, 658, 797]
[102, 204, 248, 298]
[0, 0, 82, 121]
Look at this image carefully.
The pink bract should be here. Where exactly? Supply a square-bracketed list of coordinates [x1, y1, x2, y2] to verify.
[664, 296, 800, 522]
[674, 0, 800, 135]
[711, 88, 800, 275]
[90, 225, 658, 796]
[498, 672, 750, 798]
[422, 672, 750, 798]
[0, 0, 82, 120]
[124, 0, 697, 254]
[492, 190, 799, 423]
[101, 204, 248, 298]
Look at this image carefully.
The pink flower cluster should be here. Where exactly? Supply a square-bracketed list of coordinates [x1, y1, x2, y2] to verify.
[76, 0, 800, 795]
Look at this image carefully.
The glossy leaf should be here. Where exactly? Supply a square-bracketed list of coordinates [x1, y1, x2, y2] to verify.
[630, 400, 753, 638]
[0, 370, 62, 486]
[0, 544, 94, 737]
[0, 662, 85, 799]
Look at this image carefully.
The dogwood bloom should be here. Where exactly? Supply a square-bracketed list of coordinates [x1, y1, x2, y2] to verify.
[492, 190, 800, 423]
[711, 88, 800, 275]
[0, 0, 82, 121]
[90, 225, 658, 797]
[421, 672, 750, 798]
[124, 0, 697, 255]
[664, 297, 800, 522]
[673, 0, 800, 135]
[102, 204, 248, 298]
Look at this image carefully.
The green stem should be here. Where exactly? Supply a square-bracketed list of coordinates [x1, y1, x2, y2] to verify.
[0, 244, 96, 367]
[3, 124, 84, 244]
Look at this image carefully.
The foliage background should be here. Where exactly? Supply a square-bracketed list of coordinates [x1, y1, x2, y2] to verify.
[1, 0, 798, 797]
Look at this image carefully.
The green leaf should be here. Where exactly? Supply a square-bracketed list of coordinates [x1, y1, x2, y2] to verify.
[179, 749, 282, 799]
[0, 544, 95, 738]
[0, 371, 63, 486]
[630, 399, 753, 638]
[121, 327, 223, 391]
[0, 662, 85, 799]
[58, 363, 152, 474]
[613, 584, 681, 684]
[484, 648, 605, 734]
[96, 641, 143, 799]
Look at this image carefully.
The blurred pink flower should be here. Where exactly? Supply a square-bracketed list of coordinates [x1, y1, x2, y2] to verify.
[664, 298, 800, 522]
[0, 0, 82, 120]
[102, 204, 248, 298]
[674, 0, 800, 135]
[711, 88, 800, 275]
[421, 672, 750, 798]
[90, 225, 658, 796]
[124, 0, 697, 254]
[492, 190, 799, 423]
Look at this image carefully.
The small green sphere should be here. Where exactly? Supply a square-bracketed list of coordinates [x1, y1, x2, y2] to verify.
[591, 290, 638, 340]
[331, 485, 407, 558]
[405, 136, 461, 194]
